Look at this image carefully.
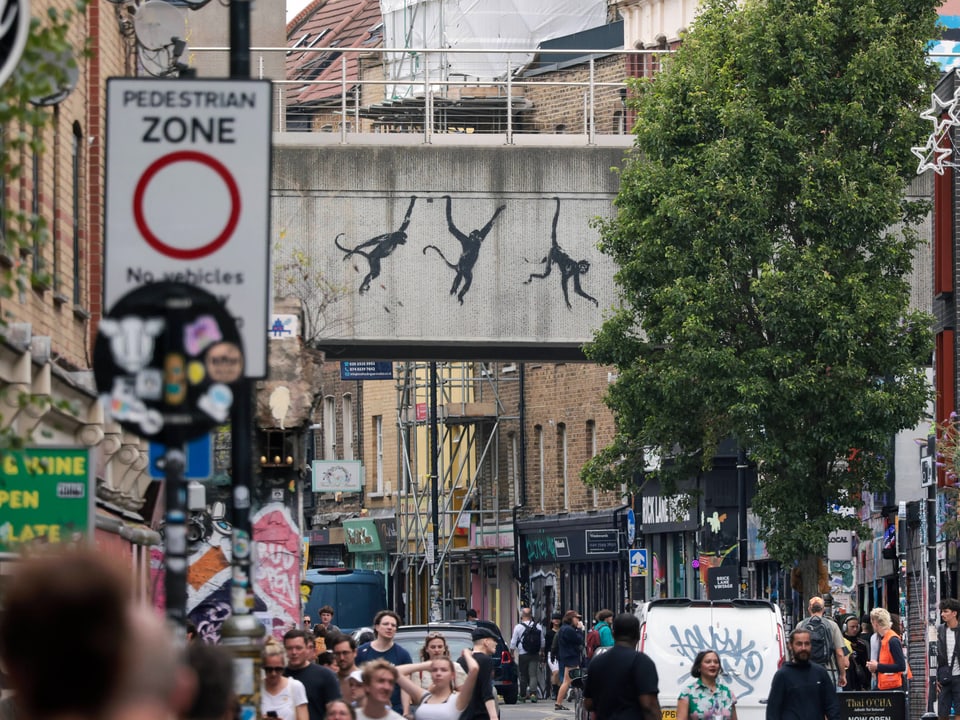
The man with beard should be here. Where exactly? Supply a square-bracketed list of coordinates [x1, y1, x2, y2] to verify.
[766, 628, 840, 720]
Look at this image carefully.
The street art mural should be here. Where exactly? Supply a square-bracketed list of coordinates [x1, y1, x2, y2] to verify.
[335, 196, 418, 295]
[424, 196, 506, 305]
[150, 500, 300, 641]
[252, 504, 301, 638]
[930, 0, 960, 71]
[523, 197, 598, 309]
[330, 195, 601, 311]
[272, 143, 625, 358]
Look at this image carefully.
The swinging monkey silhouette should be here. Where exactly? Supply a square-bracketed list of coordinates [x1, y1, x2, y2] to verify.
[423, 196, 506, 304]
[524, 197, 598, 309]
[335, 196, 417, 294]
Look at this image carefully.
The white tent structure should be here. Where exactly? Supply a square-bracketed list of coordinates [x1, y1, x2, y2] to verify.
[379, 0, 608, 99]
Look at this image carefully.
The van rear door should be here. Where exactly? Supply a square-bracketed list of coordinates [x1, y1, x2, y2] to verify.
[637, 598, 786, 720]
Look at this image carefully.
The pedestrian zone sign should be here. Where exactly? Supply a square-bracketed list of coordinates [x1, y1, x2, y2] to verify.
[103, 78, 272, 378]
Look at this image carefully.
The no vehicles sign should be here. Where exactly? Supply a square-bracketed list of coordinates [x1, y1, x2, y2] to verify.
[104, 78, 271, 378]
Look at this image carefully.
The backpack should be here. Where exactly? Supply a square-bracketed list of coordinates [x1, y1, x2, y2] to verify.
[585, 628, 601, 659]
[520, 621, 542, 653]
[805, 615, 832, 665]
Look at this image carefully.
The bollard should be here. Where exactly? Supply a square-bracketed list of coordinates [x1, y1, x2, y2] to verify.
[221, 613, 266, 720]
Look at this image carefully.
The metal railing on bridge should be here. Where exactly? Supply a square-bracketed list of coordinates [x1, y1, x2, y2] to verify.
[185, 46, 669, 144]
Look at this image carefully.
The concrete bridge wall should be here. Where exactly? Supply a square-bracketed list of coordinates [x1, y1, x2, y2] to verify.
[272, 135, 631, 360]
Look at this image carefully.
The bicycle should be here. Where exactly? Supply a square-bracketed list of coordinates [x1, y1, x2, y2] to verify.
[569, 668, 590, 720]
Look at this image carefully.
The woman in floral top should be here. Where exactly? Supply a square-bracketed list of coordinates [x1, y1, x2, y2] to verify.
[677, 650, 738, 720]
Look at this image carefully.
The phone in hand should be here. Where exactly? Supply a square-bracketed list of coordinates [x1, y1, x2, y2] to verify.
[266, 712, 279, 718]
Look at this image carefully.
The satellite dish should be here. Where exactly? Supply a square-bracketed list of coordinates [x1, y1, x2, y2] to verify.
[133, 0, 186, 51]
[19, 47, 80, 106]
[138, 46, 171, 77]
[0, 0, 31, 88]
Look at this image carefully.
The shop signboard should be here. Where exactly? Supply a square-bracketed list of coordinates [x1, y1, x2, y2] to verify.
[0, 447, 93, 555]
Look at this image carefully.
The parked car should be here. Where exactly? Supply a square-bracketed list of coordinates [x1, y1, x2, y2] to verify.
[393, 621, 520, 704]
[636, 598, 787, 720]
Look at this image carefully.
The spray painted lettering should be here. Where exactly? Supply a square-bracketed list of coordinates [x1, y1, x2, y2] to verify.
[667, 624, 764, 698]
[253, 504, 300, 637]
[525, 536, 558, 562]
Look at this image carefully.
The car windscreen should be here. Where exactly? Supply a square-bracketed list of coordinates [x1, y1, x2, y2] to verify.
[395, 632, 474, 660]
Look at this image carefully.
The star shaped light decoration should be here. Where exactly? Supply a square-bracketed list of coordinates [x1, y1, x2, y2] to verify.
[914, 90, 960, 175]
[912, 132, 954, 175]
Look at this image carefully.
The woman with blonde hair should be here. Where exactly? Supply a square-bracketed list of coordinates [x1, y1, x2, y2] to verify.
[866, 607, 908, 691]
[261, 638, 309, 720]
[395, 649, 480, 720]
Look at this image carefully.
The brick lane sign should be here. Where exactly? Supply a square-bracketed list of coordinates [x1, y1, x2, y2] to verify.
[0, 447, 93, 555]
[104, 78, 272, 378]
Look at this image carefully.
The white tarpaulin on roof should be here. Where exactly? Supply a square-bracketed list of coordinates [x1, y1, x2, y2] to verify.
[379, 0, 607, 98]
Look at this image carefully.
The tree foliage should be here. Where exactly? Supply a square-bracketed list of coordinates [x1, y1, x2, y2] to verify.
[273, 231, 348, 346]
[0, 0, 86, 449]
[584, 0, 938, 589]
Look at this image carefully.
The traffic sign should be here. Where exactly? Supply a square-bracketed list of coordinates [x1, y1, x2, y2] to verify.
[149, 434, 213, 480]
[103, 78, 272, 378]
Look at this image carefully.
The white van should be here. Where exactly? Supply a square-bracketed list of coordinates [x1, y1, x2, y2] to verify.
[636, 598, 787, 720]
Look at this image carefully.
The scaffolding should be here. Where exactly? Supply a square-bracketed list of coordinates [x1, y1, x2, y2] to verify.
[392, 361, 520, 622]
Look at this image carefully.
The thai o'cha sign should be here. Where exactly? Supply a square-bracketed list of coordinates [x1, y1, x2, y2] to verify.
[0, 447, 93, 554]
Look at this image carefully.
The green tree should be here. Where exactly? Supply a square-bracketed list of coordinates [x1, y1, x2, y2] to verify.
[0, 0, 85, 449]
[584, 0, 938, 595]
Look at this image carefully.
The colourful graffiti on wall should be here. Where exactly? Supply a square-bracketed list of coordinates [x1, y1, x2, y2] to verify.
[253, 504, 301, 638]
[149, 501, 300, 641]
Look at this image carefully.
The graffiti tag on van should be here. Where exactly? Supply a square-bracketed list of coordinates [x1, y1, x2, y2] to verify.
[667, 624, 764, 697]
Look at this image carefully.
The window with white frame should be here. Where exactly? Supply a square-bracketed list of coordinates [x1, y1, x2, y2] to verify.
[374, 415, 384, 494]
[510, 431, 520, 505]
[536, 425, 544, 511]
[558, 423, 568, 510]
[588, 420, 598, 507]
[323, 396, 336, 460]
[342, 393, 354, 460]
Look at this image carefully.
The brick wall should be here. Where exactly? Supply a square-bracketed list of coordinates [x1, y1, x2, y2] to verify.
[488, 362, 621, 518]
[1, 0, 131, 368]
[518, 55, 628, 135]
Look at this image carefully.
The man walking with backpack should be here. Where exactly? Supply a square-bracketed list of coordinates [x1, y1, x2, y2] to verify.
[510, 607, 544, 703]
[797, 596, 848, 689]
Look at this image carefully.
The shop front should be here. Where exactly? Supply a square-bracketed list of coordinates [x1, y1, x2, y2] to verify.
[517, 508, 629, 624]
[640, 477, 700, 599]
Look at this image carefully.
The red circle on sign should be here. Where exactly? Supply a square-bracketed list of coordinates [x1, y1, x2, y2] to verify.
[133, 150, 241, 260]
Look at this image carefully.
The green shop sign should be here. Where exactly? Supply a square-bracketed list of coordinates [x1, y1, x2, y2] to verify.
[0, 447, 93, 554]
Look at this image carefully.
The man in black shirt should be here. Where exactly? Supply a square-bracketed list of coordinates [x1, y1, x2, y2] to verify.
[583, 613, 659, 720]
[284, 629, 342, 720]
[766, 628, 840, 720]
[457, 627, 499, 720]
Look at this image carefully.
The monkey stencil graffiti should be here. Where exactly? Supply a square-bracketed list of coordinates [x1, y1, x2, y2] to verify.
[423, 196, 506, 305]
[524, 197, 598, 309]
[272, 141, 625, 357]
[335, 196, 417, 294]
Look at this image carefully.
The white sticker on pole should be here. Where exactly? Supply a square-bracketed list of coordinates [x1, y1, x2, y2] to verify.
[103, 78, 272, 378]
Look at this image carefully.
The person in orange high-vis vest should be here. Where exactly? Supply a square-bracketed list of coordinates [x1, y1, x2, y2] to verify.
[866, 607, 907, 690]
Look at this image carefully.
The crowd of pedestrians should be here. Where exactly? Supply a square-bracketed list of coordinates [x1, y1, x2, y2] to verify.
[11, 550, 960, 720]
